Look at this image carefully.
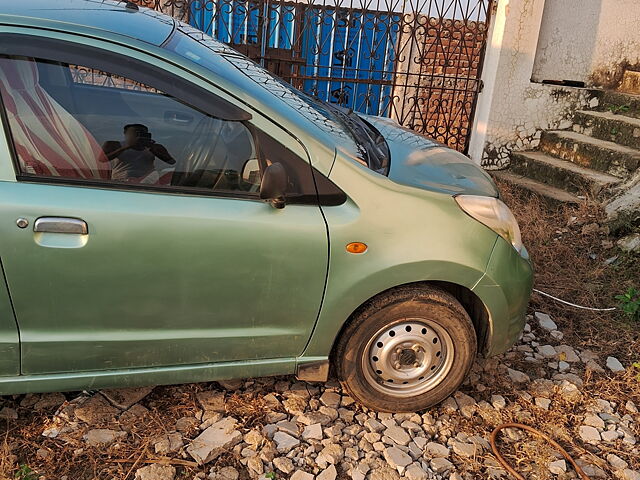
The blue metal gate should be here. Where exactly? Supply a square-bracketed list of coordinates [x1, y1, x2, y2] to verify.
[190, 1, 399, 117]
[139, 0, 493, 152]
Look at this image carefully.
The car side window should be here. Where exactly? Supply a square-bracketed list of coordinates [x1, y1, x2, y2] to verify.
[0, 54, 320, 201]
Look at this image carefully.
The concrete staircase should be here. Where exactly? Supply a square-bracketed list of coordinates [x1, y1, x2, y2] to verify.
[493, 88, 640, 205]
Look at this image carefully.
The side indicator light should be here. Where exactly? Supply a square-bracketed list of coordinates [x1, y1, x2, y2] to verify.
[346, 242, 368, 254]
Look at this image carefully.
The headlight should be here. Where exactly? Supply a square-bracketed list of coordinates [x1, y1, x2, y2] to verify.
[455, 195, 523, 253]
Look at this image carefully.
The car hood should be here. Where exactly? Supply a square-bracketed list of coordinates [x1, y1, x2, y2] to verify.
[363, 115, 498, 197]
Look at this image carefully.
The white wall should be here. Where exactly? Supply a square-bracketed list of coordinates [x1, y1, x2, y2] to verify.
[532, 0, 640, 87]
[531, 0, 599, 84]
[468, 0, 640, 167]
[469, 0, 592, 167]
[590, 0, 640, 87]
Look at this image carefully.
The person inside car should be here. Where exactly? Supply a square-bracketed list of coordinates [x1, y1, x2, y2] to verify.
[102, 123, 175, 182]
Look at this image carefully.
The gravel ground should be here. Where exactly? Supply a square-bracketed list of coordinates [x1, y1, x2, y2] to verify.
[1, 311, 639, 480]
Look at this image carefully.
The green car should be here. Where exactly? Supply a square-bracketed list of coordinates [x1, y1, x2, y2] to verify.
[0, 0, 532, 412]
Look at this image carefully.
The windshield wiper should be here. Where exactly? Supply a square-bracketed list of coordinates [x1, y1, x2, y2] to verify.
[323, 104, 390, 174]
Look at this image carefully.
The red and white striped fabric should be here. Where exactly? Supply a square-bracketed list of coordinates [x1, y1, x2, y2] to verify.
[0, 57, 111, 180]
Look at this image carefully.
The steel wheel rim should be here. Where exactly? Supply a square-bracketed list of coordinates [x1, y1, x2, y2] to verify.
[361, 318, 455, 397]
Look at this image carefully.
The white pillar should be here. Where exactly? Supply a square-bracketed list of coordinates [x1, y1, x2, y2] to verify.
[467, 0, 548, 166]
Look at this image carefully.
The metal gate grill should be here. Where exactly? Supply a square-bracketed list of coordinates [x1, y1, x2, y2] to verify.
[135, 0, 493, 152]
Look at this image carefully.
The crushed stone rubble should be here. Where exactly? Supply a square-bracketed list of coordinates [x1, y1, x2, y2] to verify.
[1, 312, 638, 480]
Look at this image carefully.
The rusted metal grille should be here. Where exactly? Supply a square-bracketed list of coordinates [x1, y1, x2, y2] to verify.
[69, 65, 162, 92]
[134, 0, 493, 152]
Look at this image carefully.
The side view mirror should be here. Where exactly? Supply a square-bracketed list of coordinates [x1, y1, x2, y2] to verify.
[241, 158, 261, 191]
[260, 162, 287, 209]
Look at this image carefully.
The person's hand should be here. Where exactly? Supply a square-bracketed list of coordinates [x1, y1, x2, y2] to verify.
[150, 143, 176, 164]
[149, 142, 168, 156]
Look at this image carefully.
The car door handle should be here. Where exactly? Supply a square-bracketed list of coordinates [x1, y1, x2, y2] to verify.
[33, 217, 88, 235]
[164, 111, 194, 124]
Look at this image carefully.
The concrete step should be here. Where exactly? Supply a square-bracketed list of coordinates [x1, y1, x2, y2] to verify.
[597, 90, 640, 119]
[491, 170, 581, 204]
[540, 130, 640, 177]
[573, 109, 640, 150]
[510, 151, 621, 197]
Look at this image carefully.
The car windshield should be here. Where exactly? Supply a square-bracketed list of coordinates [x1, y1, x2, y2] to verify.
[163, 26, 390, 175]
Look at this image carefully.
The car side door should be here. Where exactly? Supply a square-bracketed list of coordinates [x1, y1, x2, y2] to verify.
[0, 32, 330, 375]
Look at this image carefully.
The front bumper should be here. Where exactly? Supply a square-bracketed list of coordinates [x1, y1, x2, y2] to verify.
[472, 238, 533, 356]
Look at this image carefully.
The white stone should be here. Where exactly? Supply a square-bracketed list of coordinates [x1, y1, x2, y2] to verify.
[620, 470, 640, 480]
[83, 429, 126, 446]
[451, 440, 476, 457]
[349, 467, 366, 480]
[187, 417, 242, 464]
[196, 391, 226, 412]
[319, 391, 341, 408]
[490, 395, 506, 409]
[454, 392, 477, 418]
[507, 368, 530, 383]
[430, 457, 453, 473]
[441, 396, 458, 412]
[364, 418, 385, 432]
[558, 361, 570, 372]
[276, 420, 298, 437]
[548, 460, 566, 475]
[316, 465, 337, 480]
[273, 431, 300, 453]
[537, 345, 557, 358]
[607, 453, 628, 470]
[535, 312, 557, 331]
[584, 414, 605, 429]
[290, 471, 314, 480]
[33, 392, 66, 411]
[384, 425, 411, 446]
[273, 457, 294, 474]
[302, 423, 323, 441]
[214, 379, 243, 392]
[601, 430, 621, 442]
[101, 387, 154, 409]
[154, 433, 184, 455]
[247, 457, 264, 476]
[383, 446, 412, 468]
[405, 463, 428, 480]
[617, 234, 640, 252]
[316, 444, 344, 467]
[586, 359, 605, 372]
[74, 395, 119, 424]
[550, 330, 564, 341]
[578, 426, 601, 443]
[606, 357, 625, 372]
[425, 442, 449, 458]
[534, 397, 551, 410]
[209, 467, 239, 480]
[134, 465, 176, 480]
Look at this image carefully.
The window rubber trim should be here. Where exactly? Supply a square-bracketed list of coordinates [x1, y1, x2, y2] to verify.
[14, 175, 325, 205]
[0, 33, 251, 122]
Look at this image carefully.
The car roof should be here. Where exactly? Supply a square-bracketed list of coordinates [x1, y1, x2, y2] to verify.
[0, 0, 175, 46]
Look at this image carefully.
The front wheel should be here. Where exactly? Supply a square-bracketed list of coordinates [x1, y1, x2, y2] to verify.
[334, 285, 477, 412]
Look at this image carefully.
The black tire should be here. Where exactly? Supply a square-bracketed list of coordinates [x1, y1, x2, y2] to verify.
[334, 285, 477, 412]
